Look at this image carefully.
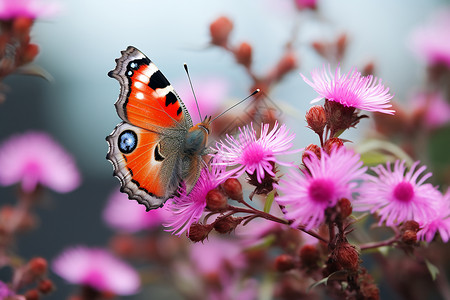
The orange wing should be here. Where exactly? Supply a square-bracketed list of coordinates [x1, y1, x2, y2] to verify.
[108, 46, 192, 132]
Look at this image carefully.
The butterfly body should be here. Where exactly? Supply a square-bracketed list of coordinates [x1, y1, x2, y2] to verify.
[106, 46, 210, 210]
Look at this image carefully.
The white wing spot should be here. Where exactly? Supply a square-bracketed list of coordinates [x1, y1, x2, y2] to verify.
[136, 92, 144, 100]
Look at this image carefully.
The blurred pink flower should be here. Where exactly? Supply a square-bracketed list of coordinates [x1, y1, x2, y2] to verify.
[189, 236, 245, 275]
[0, 0, 59, 19]
[209, 274, 258, 300]
[214, 122, 297, 184]
[164, 162, 226, 236]
[417, 189, 450, 243]
[52, 246, 140, 295]
[294, 0, 317, 10]
[411, 92, 450, 129]
[354, 161, 440, 226]
[410, 8, 450, 67]
[0, 281, 15, 298]
[175, 77, 228, 124]
[275, 147, 366, 230]
[0, 132, 80, 193]
[301, 66, 394, 114]
[102, 189, 170, 233]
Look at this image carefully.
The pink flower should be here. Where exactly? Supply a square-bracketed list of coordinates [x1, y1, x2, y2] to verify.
[301, 66, 394, 114]
[417, 189, 450, 243]
[214, 122, 297, 183]
[275, 147, 366, 230]
[176, 77, 228, 125]
[294, 0, 317, 10]
[0, 132, 80, 193]
[410, 92, 450, 129]
[410, 8, 450, 68]
[0, 0, 59, 20]
[102, 189, 170, 233]
[164, 162, 225, 236]
[52, 246, 140, 295]
[354, 161, 440, 226]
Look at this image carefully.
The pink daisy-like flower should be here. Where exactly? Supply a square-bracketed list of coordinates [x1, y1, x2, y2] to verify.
[417, 189, 450, 243]
[354, 160, 440, 226]
[301, 66, 394, 114]
[52, 246, 140, 295]
[0, 132, 80, 193]
[410, 8, 450, 68]
[214, 122, 297, 183]
[164, 162, 226, 236]
[0, 0, 59, 20]
[275, 147, 367, 230]
[102, 189, 170, 233]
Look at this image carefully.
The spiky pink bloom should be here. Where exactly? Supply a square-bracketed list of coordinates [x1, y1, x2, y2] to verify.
[214, 122, 297, 183]
[164, 163, 226, 236]
[410, 8, 450, 68]
[275, 147, 366, 230]
[52, 246, 140, 295]
[0, 132, 80, 193]
[301, 66, 394, 114]
[354, 161, 440, 226]
[102, 189, 170, 233]
[417, 189, 450, 243]
[0, 0, 59, 19]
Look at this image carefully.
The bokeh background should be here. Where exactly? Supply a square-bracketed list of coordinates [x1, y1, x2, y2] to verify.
[1, 0, 449, 299]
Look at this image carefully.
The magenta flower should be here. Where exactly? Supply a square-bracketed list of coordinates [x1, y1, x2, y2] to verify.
[410, 8, 450, 68]
[410, 92, 450, 129]
[102, 189, 170, 233]
[164, 163, 225, 236]
[417, 189, 450, 243]
[214, 122, 297, 183]
[0, 281, 15, 299]
[275, 147, 367, 230]
[354, 161, 440, 226]
[0, 0, 59, 20]
[301, 66, 394, 114]
[176, 77, 228, 125]
[52, 246, 140, 295]
[0, 132, 80, 193]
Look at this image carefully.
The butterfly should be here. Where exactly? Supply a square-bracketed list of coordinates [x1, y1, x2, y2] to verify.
[106, 46, 212, 211]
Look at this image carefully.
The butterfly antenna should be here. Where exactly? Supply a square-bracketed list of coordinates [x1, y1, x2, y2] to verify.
[211, 89, 260, 123]
[183, 63, 202, 122]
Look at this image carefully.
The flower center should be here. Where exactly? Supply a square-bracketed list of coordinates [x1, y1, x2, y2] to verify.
[308, 178, 334, 204]
[241, 142, 265, 166]
[393, 181, 414, 203]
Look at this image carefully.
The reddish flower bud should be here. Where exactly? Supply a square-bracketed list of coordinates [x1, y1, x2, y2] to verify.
[188, 223, 213, 243]
[323, 137, 344, 154]
[332, 242, 359, 271]
[38, 279, 54, 294]
[206, 188, 228, 212]
[22, 43, 39, 64]
[402, 220, 420, 233]
[213, 216, 243, 234]
[302, 144, 321, 164]
[299, 244, 320, 270]
[109, 234, 137, 258]
[273, 52, 297, 81]
[209, 16, 233, 47]
[221, 178, 243, 201]
[401, 230, 417, 245]
[305, 105, 326, 135]
[362, 61, 375, 77]
[337, 198, 352, 220]
[274, 254, 295, 272]
[235, 42, 252, 68]
[294, 0, 317, 10]
[12, 17, 33, 38]
[28, 257, 48, 277]
[336, 33, 347, 62]
[25, 289, 40, 300]
[312, 41, 326, 59]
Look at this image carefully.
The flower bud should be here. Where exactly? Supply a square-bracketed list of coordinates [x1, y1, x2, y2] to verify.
[401, 230, 417, 245]
[38, 279, 54, 294]
[294, 0, 317, 10]
[235, 42, 252, 68]
[188, 223, 213, 243]
[22, 43, 39, 64]
[209, 16, 233, 47]
[274, 254, 295, 272]
[302, 144, 321, 164]
[332, 241, 359, 271]
[221, 178, 243, 201]
[12, 17, 33, 38]
[323, 137, 344, 154]
[337, 198, 352, 220]
[299, 244, 320, 270]
[213, 216, 243, 234]
[28, 257, 48, 277]
[273, 52, 297, 81]
[206, 188, 228, 212]
[25, 289, 40, 300]
[402, 220, 420, 233]
[305, 105, 326, 135]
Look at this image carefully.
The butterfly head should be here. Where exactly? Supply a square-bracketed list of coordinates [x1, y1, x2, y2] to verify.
[184, 116, 211, 156]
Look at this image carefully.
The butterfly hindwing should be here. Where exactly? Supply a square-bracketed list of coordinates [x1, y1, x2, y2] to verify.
[106, 122, 186, 210]
[108, 46, 193, 132]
